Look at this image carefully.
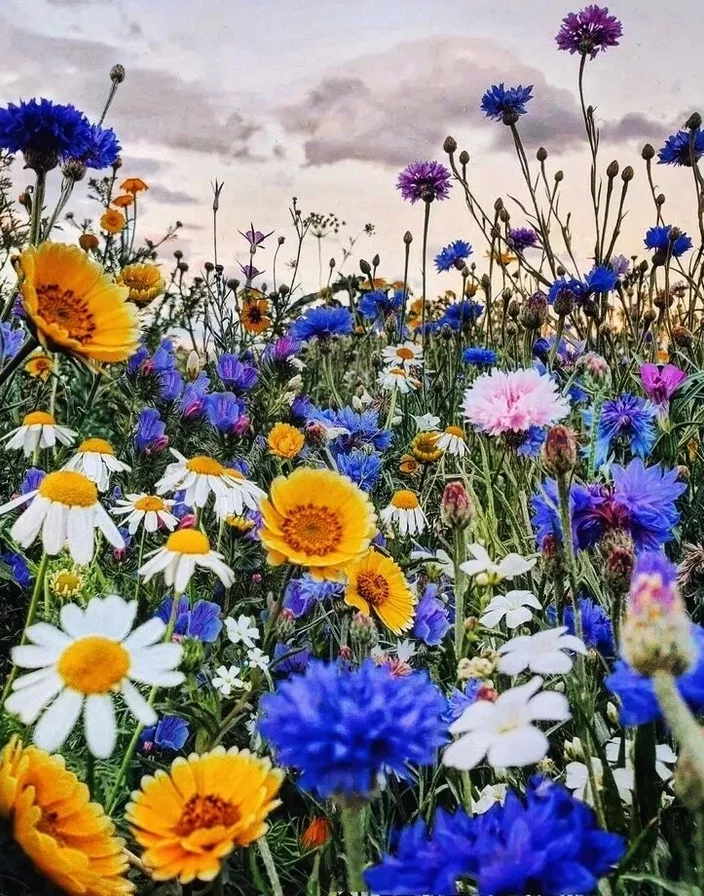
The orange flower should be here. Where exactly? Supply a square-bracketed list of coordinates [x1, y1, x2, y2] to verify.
[78, 233, 99, 251]
[267, 422, 305, 459]
[301, 817, 332, 850]
[100, 208, 126, 234]
[120, 177, 148, 194]
[112, 193, 134, 208]
[241, 293, 272, 333]
[25, 352, 53, 380]
[116, 263, 165, 305]
[399, 453, 420, 474]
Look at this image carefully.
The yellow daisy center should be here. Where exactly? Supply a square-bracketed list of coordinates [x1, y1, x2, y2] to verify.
[79, 437, 114, 455]
[391, 490, 419, 510]
[389, 367, 405, 377]
[281, 505, 343, 555]
[446, 425, 465, 439]
[396, 346, 415, 360]
[35, 284, 96, 343]
[356, 570, 390, 607]
[175, 794, 240, 836]
[225, 468, 245, 480]
[134, 495, 167, 512]
[57, 636, 129, 694]
[166, 529, 211, 555]
[186, 456, 225, 476]
[22, 411, 55, 426]
[38, 471, 97, 507]
[50, 569, 83, 596]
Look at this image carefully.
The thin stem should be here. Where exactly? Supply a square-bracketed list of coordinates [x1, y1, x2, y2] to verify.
[258, 836, 284, 896]
[29, 170, 46, 246]
[340, 805, 366, 893]
[86, 753, 95, 798]
[420, 200, 431, 367]
[653, 670, 704, 784]
[555, 473, 583, 641]
[453, 528, 467, 660]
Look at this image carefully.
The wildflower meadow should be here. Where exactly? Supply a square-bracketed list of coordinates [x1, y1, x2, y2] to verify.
[3, 6, 704, 895]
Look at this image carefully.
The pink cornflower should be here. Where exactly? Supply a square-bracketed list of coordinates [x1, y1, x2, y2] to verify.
[640, 363, 687, 421]
[461, 368, 570, 436]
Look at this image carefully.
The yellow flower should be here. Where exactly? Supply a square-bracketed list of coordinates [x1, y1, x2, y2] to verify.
[345, 549, 416, 634]
[488, 249, 517, 266]
[225, 515, 255, 537]
[126, 747, 282, 884]
[116, 263, 165, 305]
[78, 233, 99, 251]
[259, 467, 376, 581]
[120, 177, 149, 195]
[17, 242, 139, 363]
[267, 422, 305, 459]
[100, 208, 126, 234]
[0, 737, 133, 896]
[241, 293, 272, 333]
[48, 565, 85, 599]
[112, 193, 134, 208]
[24, 351, 53, 380]
[411, 431, 443, 464]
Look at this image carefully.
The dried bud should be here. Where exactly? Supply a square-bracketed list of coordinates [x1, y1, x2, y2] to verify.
[359, 258, 371, 275]
[443, 135, 457, 154]
[536, 146, 548, 162]
[641, 143, 655, 160]
[519, 290, 548, 330]
[110, 63, 126, 83]
[403, 230, 413, 245]
[606, 160, 619, 178]
[459, 150, 470, 166]
[686, 112, 703, 131]
[204, 261, 214, 272]
[543, 426, 578, 476]
[441, 481, 474, 530]
[464, 616, 479, 634]
[350, 612, 378, 648]
[61, 158, 87, 182]
[507, 299, 520, 320]
[642, 308, 657, 328]
[498, 207, 510, 223]
[79, 233, 99, 251]
[673, 325, 694, 348]
[621, 165, 634, 182]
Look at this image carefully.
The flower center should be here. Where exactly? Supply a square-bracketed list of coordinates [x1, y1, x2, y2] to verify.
[226, 515, 255, 534]
[79, 437, 114, 455]
[389, 367, 405, 378]
[186, 456, 225, 476]
[166, 529, 211, 555]
[396, 347, 415, 360]
[175, 794, 240, 836]
[38, 471, 97, 507]
[22, 411, 55, 426]
[446, 425, 465, 439]
[356, 570, 390, 607]
[35, 283, 96, 343]
[391, 490, 419, 510]
[134, 495, 167, 512]
[57, 636, 129, 693]
[280, 505, 343, 556]
[50, 569, 83, 595]
[225, 468, 245, 481]
[245, 306, 263, 323]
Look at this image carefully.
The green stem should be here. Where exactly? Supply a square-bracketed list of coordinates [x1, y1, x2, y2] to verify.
[420, 199, 432, 379]
[383, 384, 398, 430]
[29, 170, 46, 246]
[258, 836, 284, 896]
[453, 528, 468, 660]
[340, 805, 366, 893]
[653, 671, 704, 784]
[555, 473, 583, 641]
[86, 753, 95, 798]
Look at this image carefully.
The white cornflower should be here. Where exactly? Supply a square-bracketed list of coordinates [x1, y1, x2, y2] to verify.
[2, 411, 76, 457]
[442, 677, 570, 770]
[498, 627, 587, 676]
[472, 783, 508, 815]
[5, 594, 183, 758]
[480, 590, 542, 630]
[380, 490, 426, 536]
[460, 543, 536, 586]
[111, 493, 178, 535]
[377, 366, 420, 394]
[212, 664, 247, 697]
[381, 342, 423, 371]
[412, 413, 440, 432]
[0, 470, 123, 565]
[63, 437, 131, 491]
[138, 529, 234, 594]
[436, 425, 467, 457]
[247, 647, 270, 670]
[225, 614, 260, 649]
[565, 758, 634, 806]
[155, 449, 250, 510]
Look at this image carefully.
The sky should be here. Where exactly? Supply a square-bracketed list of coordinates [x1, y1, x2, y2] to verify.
[0, 0, 701, 294]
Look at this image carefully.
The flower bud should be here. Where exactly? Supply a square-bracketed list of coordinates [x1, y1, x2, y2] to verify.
[441, 481, 474, 530]
[186, 351, 202, 379]
[275, 609, 296, 642]
[673, 325, 693, 348]
[403, 230, 413, 245]
[621, 165, 634, 182]
[79, 233, 99, 251]
[301, 817, 332, 850]
[110, 63, 126, 83]
[577, 351, 610, 382]
[61, 158, 87, 182]
[686, 112, 703, 131]
[359, 259, 371, 275]
[536, 146, 548, 162]
[604, 539, 635, 594]
[303, 420, 328, 447]
[350, 612, 378, 649]
[564, 736, 584, 761]
[554, 170, 564, 182]
[519, 290, 548, 330]
[641, 143, 655, 160]
[459, 150, 469, 166]
[443, 135, 457, 154]
[542, 426, 578, 476]
[606, 160, 619, 178]
[606, 701, 619, 725]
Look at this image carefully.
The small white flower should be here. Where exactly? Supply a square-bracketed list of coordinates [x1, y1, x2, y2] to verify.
[5, 594, 183, 758]
[352, 389, 374, 411]
[63, 438, 131, 492]
[604, 738, 677, 782]
[480, 590, 542, 630]
[225, 614, 260, 649]
[247, 647, 270, 670]
[436, 425, 467, 457]
[395, 639, 417, 663]
[443, 676, 570, 770]
[498, 627, 587, 676]
[2, 411, 76, 457]
[138, 529, 234, 594]
[460, 543, 536, 585]
[111, 493, 178, 535]
[412, 413, 440, 432]
[410, 545, 455, 579]
[565, 758, 634, 805]
[472, 783, 508, 815]
[381, 341, 423, 371]
[380, 490, 426, 536]
[212, 664, 247, 697]
[377, 366, 420, 394]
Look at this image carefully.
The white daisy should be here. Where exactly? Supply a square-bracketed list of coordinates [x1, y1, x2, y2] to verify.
[604, 737, 677, 782]
[63, 438, 131, 491]
[436, 425, 467, 457]
[460, 543, 536, 586]
[214, 468, 266, 520]
[4, 594, 184, 758]
[381, 342, 424, 371]
[2, 411, 76, 457]
[111, 493, 178, 535]
[212, 664, 247, 697]
[498, 626, 587, 676]
[380, 490, 426, 536]
[156, 449, 260, 511]
[0, 470, 124, 565]
[480, 590, 543, 630]
[225, 614, 260, 648]
[138, 528, 235, 594]
[377, 366, 420, 394]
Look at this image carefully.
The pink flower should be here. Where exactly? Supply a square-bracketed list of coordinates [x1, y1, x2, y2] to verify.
[640, 363, 687, 420]
[462, 368, 570, 436]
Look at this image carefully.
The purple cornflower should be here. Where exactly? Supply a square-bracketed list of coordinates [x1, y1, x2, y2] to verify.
[587, 393, 656, 467]
[263, 334, 301, 365]
[216, 354, 259, 392]
[507, 227, 538, 251]
[135, 407, 168, 454]
[239, 224, 274, 247]
[411, 583, 450, 646]
[273, 642, 312, 676]
[481, 84, 534, 124]
[396, 160, 452, 204]
[238, 262, 262, 279]
[610, 254, 630, 277]
[203, 391, 248, 434]
[556, 5, 623, 59]
[19, 468, 45, 495]
[640, 363, 687, 420]
[1, 552, 32, 588]
[0, 323, 24, 361]
[179, 371, 210, 418]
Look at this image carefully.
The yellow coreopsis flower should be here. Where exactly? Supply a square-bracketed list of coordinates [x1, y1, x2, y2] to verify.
[267, 422, 305, 459]
[116, 263, 165, 305]
[345, 549, 416, 634]
[100, 208, 126, 234]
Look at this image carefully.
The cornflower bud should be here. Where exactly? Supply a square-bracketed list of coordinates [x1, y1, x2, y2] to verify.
[542, 425, 578, 476]
[110, 63, 126, 83]
[440, 481, 474, 530]
[350, 612, 378, 649]
[641, 143, 655, 160]
[519, 291, 548, 330]
[443, 135, 457, 154]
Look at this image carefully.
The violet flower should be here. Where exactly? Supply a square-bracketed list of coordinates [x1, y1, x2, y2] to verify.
[641, 363, 687, 421]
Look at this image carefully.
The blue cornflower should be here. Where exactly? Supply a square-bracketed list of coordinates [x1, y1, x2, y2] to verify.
[584, 264, 619, 294]
[1, 552, 32, 588]
[0, 98, 92, 167]
[69, 122, 121, 169]
[258, 659, 447, 799]
[481, 83, 534, 122]
[439, 300, 483, 331]
[19, 468, 45, 495]
[507, 227, 538, 251]
[516, 425, 546, 458]
[606, 624, 704, 726]
[586, 393, 656, 467]
[335, 450, 382, 491]
[272, 642, 312, 676]
[547, 276, 585, 307]
[309, 406, 392, 453]
[463, 346, 497, 367]
[658, 129, 704, 167]
[216, 354, 259, 392]
[179, 372, 210, 418]
[290, 395, 316, 426]
[156, 597, 223, 643]
[140, 716, 189, 753]
[411, 583, 451, 646]
[434, 239, 472, 273]
[289, 306, 353, 342]
[645, 224, 693, 258]
[611, 458, 686, 551]
[134, 407, 168, 454]
[358, 289, 402, 325]
[203, 391, 247, 434]
[0, 323, 24, 361]
[443, 679, 483, 725]
[283, 575, 343, 618]
[532, 479, 606, 551]
[548, 597, 615, 655]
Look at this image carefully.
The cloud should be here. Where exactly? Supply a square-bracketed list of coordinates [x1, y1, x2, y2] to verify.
[278, 35, 665, 167]
[147, 184, 200, 205]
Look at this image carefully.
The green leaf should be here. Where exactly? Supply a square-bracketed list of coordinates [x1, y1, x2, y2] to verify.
[619, 873, 700, 896]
